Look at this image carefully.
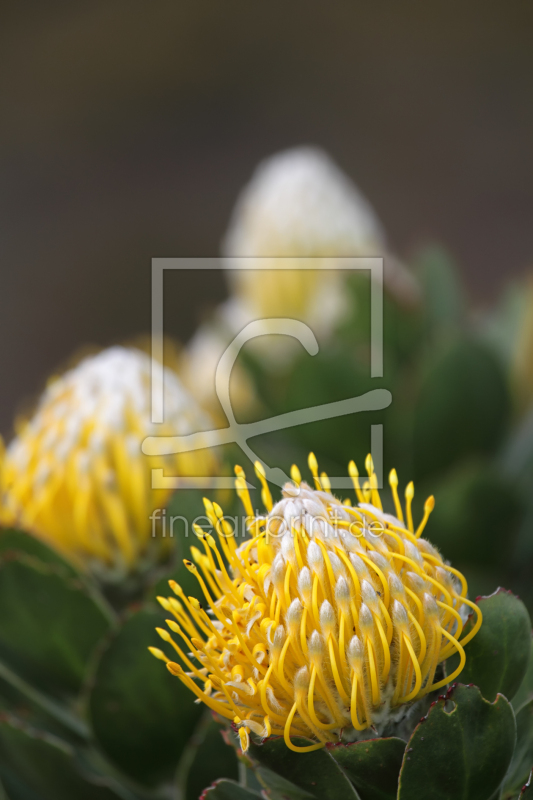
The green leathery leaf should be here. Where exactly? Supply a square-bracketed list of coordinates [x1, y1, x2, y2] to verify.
[88, 607, 202, 787]
[254, 767, 316, 799]
[0, 528, 80, 577]
[0, 553, 114, 698]
[447, 589, 531, 703]
[247, 736, 360, 800]
[277, 344, 389, 471]
[423, 463, 522, 569]
[414, 244, 466, 335]
[514, 637, 533, 712]
[0, 713, 126, 800]
[200, 780, 262, 799]
[0, 657, 89, 741]
[503, 699, 533, 799]
[175, 712, 238, 800]
[397, 684, 516, 800]
[329, 737, 405, 800]
[413, 337, 510, 481]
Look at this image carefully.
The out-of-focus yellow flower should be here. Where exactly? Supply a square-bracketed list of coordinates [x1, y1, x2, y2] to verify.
[222, 147, 419, 341]
[179, 323, 258, 424]
[0, 346, 215, 577]
[150, 453, 481, 752]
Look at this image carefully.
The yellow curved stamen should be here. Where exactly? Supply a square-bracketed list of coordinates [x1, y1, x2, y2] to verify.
[404, 587, 423, 622]
[259, 665, 287, 725]
[452, 597, 483, 649]
[328, 637, 350, 703]
[358, 552, 390, 607]
[422, 554, 468, 598]
[307, 666, 339, 730]
[405, 609, 427, 664]
[276, 637, 293, 695]
[254, 461, 273, 512]
[284, 703, 325, 752]
[428, 627, 466, 692]
[378, 600, 393, 644]
[320, 472, 332, 493]
[415, 495, 435, 538]
[348, 460, 365, 503]
[235, 467, 254, 517]
[374, 616, 391, 681]
[389, 469, 404, 523]
[290, 464, 302, 487]
[369, 472, 383, 511]
[365, 638, 380, 706]
[190, 547, 222, 600]
[168, 664, 234, 720]
[349, 673, 367, 730]
[398, 634, 422, 702]
[405, 482, 415, 533]
[307, 452, 321, 490]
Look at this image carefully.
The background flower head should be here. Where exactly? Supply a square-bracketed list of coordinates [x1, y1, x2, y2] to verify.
[0, 345, 216, 577]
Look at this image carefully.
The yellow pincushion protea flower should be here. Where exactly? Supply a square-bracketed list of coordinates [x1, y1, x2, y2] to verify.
[0, 346, 215, 576]
[150, 454, 482, 753]
[222, 147, 420, 332]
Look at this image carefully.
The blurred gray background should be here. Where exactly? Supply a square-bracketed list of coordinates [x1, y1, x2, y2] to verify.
[2, 1, 533, 434]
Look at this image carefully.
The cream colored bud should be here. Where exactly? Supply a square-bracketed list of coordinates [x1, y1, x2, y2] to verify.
[350, 553, 370, 579]
[298, 567, 312, 600]
[334, 575, 350, 606]
[307, 541, 324, 573]
[294, 666, 310, 691]
[328, 551, 345, 578]
[405, 571, 427, 593]
[366, 550, 389, 572]
[287, 598, 303, 628]
[319, 600, 336, 638]
[308, 630, 325, 658]
[271, 554, 286, 587]
[405, 540, 423, 565]
[388, 572, 406, 599]
[435, 567, 452, 587]
[281, 534, 297, 569]
[423, 593, 440, 617]
[347, 635, 364, 668]
[359, 603, 374, 633]
[392, 600, 409, 630]
[361, 579, 378, 607]
[273, 624, 285, 654]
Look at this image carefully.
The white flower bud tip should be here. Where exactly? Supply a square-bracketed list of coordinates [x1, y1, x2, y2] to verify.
[423, 593, 440, 617]
[297, 566, 312, 597]
[307, 541, 324, 570]
[287, 598, 303, 625]
[359, 603, 374, 632]
[347, 635, 364, 667]
[319, 600, 336, 637]
[361, 579, 378, 606]
[308, 630, 325, 658]
[392, 600, 409, 629]
[334, 576, 350, 605]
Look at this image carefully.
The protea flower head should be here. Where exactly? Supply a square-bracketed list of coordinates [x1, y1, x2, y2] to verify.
[150, 453, 481, 753]
[222, 146, 419, 333]
[0, 346, 215, 577]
